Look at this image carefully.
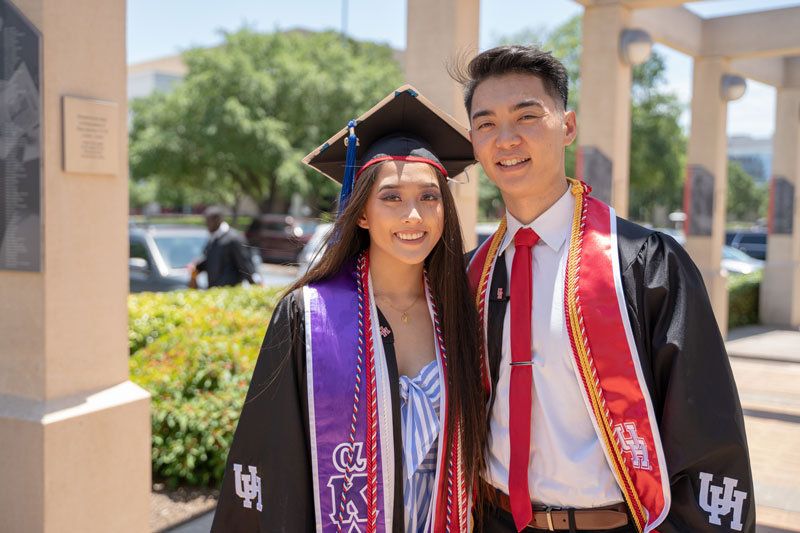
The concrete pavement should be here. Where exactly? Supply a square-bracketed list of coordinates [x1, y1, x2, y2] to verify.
[165, 511, 213, 533]
[727, 326, 800, 532]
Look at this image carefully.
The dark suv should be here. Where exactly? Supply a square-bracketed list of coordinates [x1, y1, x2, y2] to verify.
[246, 215, 317, 263]
[725, 230, 767, 260]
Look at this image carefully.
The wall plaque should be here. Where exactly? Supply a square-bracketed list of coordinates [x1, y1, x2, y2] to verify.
[62, 95, 119, 175]
[771, 176, 795, 235]
[686, 164, 714, 236]
[578, 146, 613, 205]
[0, 0, 42, 272]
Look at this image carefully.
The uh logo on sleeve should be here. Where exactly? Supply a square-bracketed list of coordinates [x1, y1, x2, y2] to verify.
[698, 471, 748, 531]
[233, 463, 263, 512]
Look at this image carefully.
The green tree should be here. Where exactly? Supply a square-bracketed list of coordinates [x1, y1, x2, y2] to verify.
[489, 16, 687, 223]
[129, 176, 233, 213]
[727, 160, 768, 222]
[628, 53, 686, 222]
[130, 29, 403, 215]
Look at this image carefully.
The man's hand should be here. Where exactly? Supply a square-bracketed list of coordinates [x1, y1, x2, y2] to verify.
[188, 263, 199, 289]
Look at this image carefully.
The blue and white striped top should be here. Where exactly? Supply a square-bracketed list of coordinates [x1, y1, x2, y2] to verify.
[399, 359, 441, 533]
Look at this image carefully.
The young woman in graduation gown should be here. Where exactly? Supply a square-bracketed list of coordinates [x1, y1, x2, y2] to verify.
[211, 87, 486, 532]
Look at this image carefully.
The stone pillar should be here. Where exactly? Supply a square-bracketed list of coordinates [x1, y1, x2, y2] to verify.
[684, 56, 730, 336]
[0, 1, 151, 532]
[405, 0, 480, 248]
[761, 87, 800, 326]
[577, 3, 633, 218]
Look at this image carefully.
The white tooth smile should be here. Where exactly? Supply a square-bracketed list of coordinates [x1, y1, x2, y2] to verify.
[498, 158, 529, 166]
[396, 232, 425, 241]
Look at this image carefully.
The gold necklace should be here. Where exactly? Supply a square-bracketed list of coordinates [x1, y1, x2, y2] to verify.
[379, 293, 421, 324]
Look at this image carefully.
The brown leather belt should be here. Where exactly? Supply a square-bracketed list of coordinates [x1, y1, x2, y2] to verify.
[493, 490, 629, 531]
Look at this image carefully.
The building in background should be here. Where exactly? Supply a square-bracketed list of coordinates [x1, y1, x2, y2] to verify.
[728, 135, 773, 183]
[128, 54, 187, 99]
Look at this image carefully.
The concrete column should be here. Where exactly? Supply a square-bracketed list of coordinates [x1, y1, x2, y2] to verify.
[684, 56, 730, 336]
[761, 87, 800, 326]
[0, 1, 151, 532]
[577, 3, 633, 218]
[405, 0, 480, 248]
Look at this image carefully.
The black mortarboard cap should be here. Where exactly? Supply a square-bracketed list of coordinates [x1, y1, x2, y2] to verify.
[303, 86, 476, 210]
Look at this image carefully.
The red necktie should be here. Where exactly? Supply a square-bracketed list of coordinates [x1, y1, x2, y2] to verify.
[508, 227, 539, 532]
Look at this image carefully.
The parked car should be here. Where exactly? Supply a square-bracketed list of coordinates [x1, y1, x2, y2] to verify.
[129, 225, 209, 292]
[246, 215, 318, 263]
[725, 230, 767, 260]
[297, 222, 334, 276]
[476, 222, 501, 247]
[722, 244, 764, 275]
[653, 227, 686, 246]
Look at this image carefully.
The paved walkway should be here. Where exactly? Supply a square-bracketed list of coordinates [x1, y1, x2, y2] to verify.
[173, 326, 800, 532]
[727, 326, 800, 532]
[165, 511, 213, 533]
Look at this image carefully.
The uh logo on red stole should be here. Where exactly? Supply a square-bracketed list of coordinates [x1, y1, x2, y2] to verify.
[613, 422, 651, 470]
[327, 442, 372, 531]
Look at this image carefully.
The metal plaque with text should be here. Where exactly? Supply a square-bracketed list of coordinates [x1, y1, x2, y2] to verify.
[62, 95, 119, 175]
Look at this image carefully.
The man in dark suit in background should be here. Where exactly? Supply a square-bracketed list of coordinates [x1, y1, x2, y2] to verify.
[191, 207, 257, 288]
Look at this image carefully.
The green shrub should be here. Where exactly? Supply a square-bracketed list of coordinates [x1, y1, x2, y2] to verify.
[727, 271, 761, 329]
[130, 285, 283, 487]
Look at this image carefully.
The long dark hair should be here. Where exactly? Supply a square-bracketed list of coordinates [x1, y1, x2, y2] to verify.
[290, 162, 486, 506]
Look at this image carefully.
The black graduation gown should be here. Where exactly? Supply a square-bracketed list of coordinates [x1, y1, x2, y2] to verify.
[211, 289, 406, 532]
[478, 218, 755, 532]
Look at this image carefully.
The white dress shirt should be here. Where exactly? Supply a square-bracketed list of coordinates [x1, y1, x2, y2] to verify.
[486, 188, 623, 507]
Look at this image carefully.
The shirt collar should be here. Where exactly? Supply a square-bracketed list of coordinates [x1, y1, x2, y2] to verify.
[499, 187, 574, 255]
[210, 221, 230, 241]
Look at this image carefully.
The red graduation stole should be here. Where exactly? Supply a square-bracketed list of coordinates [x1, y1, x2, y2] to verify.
[468, 179, 670, 533]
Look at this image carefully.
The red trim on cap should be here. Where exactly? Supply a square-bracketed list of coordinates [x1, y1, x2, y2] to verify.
[355, 155, 448, 180]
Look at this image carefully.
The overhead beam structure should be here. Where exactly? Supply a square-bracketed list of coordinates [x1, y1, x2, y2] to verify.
[573, 0, 701, 9]
[702, 7, 800, 59]
[632, 5, 800, 59]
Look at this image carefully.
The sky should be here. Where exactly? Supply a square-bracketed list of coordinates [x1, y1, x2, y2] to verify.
[127, 0, 800, 139]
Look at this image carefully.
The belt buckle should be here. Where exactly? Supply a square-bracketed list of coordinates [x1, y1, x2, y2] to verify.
[545, 506, 560, 532]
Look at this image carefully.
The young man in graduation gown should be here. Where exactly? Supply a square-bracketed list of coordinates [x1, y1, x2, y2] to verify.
[459, 46, 754, 532]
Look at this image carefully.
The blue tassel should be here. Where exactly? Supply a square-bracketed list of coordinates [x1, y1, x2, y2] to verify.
[338, 120, 358, 216]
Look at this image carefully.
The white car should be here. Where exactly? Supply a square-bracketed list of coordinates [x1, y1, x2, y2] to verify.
[722, 245, 764, 275]
[297, 223, 334, 277]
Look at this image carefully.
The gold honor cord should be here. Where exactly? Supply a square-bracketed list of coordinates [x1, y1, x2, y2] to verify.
[475, 216, 507, 310]
[563, 179, 646, 532]
[475, 216, 507, 394]
[457, 423, 468, 531]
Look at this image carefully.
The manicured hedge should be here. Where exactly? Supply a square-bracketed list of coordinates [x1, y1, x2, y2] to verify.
[727, 271, 762, 329]
[129, 286, 282, 487]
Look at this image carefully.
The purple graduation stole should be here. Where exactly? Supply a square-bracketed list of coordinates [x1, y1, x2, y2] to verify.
[303, 263, 392, 532]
